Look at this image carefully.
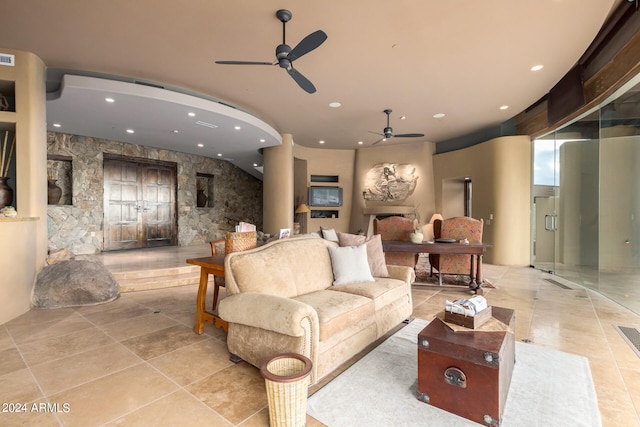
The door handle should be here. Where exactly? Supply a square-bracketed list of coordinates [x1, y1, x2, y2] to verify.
[544, 214, 557, 231]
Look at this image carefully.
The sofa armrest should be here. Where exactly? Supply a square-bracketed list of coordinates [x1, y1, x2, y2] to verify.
[386, 264, 416, 284]
[218, 292, 319, 337]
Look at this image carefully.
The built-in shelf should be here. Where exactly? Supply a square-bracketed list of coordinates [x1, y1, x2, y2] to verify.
[311, 209, 339, 219]
[310, 174, 339, 183]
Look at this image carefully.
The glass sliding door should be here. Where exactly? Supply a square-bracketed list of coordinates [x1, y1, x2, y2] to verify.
[598, 81, 640, 313]
[532, 134, 560, 273]
[531, 75, 640, 315]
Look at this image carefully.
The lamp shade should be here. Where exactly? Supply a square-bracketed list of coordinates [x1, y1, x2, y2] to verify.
[295, 203, 310, 214]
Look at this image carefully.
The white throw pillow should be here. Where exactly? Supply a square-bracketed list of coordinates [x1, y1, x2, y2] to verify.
[328, 244, 375, 285]
[321, 226, 339, 242]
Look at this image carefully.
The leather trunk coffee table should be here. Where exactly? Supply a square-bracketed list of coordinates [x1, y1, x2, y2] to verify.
[417, 306, 515, 426]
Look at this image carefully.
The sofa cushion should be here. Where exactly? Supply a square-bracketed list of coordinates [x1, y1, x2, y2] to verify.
[328, 244, 374, 285]
[337, 233, 389, 278]
[293, 290, 375, 341]
[330, 278, 411, 311]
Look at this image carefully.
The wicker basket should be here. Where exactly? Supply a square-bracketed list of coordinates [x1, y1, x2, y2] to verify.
[261, 353, 313, 427]
[225, 231, 257, 254]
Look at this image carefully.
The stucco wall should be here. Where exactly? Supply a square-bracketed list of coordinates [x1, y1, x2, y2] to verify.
[47, 132, 263, 254]
[433, 136, 531, 265]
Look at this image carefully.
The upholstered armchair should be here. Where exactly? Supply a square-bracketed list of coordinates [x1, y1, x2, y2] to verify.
[429, 216, 483, 282]
[373, 216, 419, 268]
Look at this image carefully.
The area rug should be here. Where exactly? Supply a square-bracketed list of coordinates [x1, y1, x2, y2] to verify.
[307, 319, 601, 427]
[413, 255, 495, 288]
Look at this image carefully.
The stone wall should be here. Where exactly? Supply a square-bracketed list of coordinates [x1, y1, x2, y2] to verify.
[47, 132, 263, 254]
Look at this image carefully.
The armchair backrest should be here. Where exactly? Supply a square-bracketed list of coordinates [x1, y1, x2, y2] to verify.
[373, 216, 418, 241]
[434, 216, 483, 243]
[373, 216, 419, 268]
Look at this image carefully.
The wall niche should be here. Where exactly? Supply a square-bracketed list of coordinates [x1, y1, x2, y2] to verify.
[47, 155, 72, 205]
[196, 172, 214, 208]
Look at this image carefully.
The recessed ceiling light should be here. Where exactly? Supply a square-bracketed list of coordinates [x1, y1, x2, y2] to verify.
[499, 105, 509, 110]
[433, 113, 445, 119]
[400, 116, 406, 120]
[105, 97, 115, 103]
[172, 129, 179, 134]
[358, 141, 363, 145]
[53, 123, 61, 128]
[217, 153, 222, 157]
[259, 139, 266, 143]
[531, 65, 544, 71]
[253, 163, 258, 167]
[197, 143, 204, 147]
[188, 112, 196, 117]
[319, 140, 325, 144]
[329, 102, 341, 108]
[126, 129, 135, 134]
[234, 126, 241, 130]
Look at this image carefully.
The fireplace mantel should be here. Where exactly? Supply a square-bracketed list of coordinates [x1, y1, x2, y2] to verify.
[363, 206, 414, 216]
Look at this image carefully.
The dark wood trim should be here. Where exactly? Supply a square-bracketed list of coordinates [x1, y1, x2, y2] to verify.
[102, 152, 177, 168]
[515, 4, 640, 138]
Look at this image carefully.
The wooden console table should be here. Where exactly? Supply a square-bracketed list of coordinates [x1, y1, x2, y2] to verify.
[186, 255, 229, 334]
[382, 241, 491, 293]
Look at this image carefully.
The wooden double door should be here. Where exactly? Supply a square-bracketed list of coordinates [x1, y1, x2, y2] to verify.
[103, 156, 177, 251]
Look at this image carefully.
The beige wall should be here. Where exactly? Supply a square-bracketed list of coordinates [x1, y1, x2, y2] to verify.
[433, 136, 531, 265]
[293, 144, 355, 234]
[350, 141, 437, 234]
[0, 48, 48, 324]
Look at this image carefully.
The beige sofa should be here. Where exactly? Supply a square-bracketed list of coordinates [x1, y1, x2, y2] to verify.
[218, 235, 414, 384]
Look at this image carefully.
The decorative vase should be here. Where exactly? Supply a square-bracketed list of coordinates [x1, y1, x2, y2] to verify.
[409, 230, 424, 244]
[196, 189, 208, 207]
[47, 179, 62, 205]
[0, 176, 13, 209]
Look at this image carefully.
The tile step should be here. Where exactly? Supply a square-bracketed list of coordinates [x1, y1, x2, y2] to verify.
[116, 270, 201, 293]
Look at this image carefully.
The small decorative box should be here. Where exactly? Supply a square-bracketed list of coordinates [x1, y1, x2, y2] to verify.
[444, 306, 493, 329]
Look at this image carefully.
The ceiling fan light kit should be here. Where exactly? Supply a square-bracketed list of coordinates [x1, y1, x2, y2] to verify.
[215, 9, 327, 94]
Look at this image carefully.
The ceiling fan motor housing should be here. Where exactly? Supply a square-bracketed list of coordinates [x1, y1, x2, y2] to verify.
[276, 44, 292, 68]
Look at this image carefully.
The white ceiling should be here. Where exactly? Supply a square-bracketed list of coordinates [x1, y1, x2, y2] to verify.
[0, 0, 620, 179]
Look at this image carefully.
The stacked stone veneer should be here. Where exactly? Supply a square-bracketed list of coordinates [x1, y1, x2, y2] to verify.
[47, 132, 263, 254]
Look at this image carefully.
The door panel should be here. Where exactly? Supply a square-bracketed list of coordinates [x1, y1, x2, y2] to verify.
[103, 158, 177, 251]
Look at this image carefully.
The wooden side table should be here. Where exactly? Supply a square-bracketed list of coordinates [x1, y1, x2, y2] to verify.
[186, 255, 229, 334]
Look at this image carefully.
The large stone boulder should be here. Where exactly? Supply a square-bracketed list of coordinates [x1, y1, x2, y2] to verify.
[32, 260, 120, 308]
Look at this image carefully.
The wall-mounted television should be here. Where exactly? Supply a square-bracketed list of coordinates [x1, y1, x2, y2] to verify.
[308, 186, 343, 207]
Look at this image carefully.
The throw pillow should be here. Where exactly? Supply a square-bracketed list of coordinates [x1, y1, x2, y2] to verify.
[337, 233, 390, 278]
[328, 244, 375, 285]
[321, 226, 339, 242]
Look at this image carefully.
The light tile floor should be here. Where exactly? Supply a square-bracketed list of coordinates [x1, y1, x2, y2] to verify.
[1, 248, 639, 426]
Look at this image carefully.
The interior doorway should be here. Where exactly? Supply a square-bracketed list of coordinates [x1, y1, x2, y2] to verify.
[103, 155, 177, 251]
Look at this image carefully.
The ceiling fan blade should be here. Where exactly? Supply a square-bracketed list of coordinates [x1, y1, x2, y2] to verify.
[372, 138, 386, 145]
[287, 67, 316, 93]
[393, 133, 425, 138]
[368, 130, 384, 136]
[215, 60, 275, 65]
[287, 30, 327, 62]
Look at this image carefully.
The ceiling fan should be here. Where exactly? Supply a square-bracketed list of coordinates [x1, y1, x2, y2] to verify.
[370, 109, 425, 145]
[215, 9, 327, 94]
